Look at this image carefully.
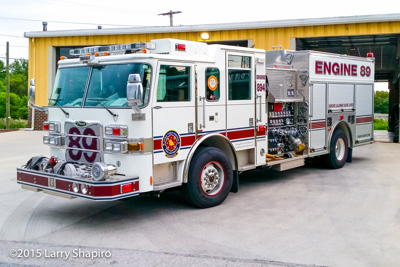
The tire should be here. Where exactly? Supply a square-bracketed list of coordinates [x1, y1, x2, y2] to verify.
[324, 129, 348, 169]
[182, 147, 233, 208]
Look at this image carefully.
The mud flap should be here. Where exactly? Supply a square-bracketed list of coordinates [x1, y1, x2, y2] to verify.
[346, 147, 353, 163]
[230, 170, 239, 193]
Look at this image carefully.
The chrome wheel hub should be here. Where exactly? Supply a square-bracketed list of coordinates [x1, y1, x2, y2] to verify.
[335, 138, 345, 161]
[201, 161, 225, 196]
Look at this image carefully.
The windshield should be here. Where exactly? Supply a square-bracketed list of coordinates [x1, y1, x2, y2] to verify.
[49, 67, 90, 106]
[49, 63, 152, 108]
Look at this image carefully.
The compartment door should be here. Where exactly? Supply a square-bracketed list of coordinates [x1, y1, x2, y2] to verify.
[309, 83, 327, 154]
[355, 84, 373, 144]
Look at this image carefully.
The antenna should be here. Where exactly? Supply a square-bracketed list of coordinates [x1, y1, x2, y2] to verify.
[158, 10, 182, 26]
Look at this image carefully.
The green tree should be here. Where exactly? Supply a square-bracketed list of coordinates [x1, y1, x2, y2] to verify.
[0, 60, 5, 81]
[10, 74, 27, 97]
[374, 91, 389, 114]
[0, 92, 28, 119]
[0, 80, 5, 93]
[0, 59, 29, 120]
[10, 59, 28, 76]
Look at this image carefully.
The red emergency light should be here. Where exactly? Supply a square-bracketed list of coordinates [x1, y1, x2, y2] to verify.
[121, 183, 133, 193]
[175, 44, 186, 51]
[113, 128, 121, 136]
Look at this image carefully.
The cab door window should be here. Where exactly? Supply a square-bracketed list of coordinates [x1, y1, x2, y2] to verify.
[157, 65, 191, 102]
[228, 55, 251, 100]
[206, 68, 220, 101]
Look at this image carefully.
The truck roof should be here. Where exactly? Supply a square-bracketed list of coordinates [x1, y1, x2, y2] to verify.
[58, 38, 266, 67]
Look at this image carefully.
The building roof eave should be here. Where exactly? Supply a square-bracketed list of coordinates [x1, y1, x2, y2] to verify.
[24, 13, 400, 38]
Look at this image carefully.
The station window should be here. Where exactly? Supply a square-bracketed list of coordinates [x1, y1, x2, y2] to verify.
[228, 55, 251, 100]
[206, 68, 220, 101]
[157, 65, 191, 102]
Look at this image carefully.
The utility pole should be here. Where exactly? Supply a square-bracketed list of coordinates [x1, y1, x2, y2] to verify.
[158, 10, 182, 26]
[5, 42, 10, 129]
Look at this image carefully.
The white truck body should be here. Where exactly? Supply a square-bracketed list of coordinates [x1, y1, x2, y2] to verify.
[18, 39, 375, 207]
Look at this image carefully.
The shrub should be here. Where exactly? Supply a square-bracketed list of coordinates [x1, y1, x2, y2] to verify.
[374, 118, 388, 130]
[0, 118, 28, 129]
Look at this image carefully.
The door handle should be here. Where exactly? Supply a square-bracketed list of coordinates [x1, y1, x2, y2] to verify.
[199, 96, 206, 129]
[256, 95, 262, 123]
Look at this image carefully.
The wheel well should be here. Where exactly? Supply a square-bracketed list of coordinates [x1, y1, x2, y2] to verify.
[182, 134, 238, 183]
[331, 121, 353, 148]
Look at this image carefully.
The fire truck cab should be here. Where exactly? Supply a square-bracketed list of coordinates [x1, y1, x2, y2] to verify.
[18, 39, 375, 208]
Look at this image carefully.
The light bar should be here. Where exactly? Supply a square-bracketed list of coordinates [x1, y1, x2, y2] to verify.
[69, 42, 156, 57]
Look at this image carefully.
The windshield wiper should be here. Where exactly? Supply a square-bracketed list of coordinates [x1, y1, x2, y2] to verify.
[87, 98, 118, 121]
[48, 98, 69, 118]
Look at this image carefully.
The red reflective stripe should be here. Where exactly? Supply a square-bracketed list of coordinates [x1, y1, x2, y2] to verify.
[154, 139, 162, 150]
[153, 128, 261, 152]
[310, 121, 326, 129]
[356, 116, 373, 123]
[227, 129, 254, 140]
[181, 135, 196, 147]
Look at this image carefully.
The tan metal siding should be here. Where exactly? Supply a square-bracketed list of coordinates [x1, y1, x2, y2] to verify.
[29, 21, 400, 106]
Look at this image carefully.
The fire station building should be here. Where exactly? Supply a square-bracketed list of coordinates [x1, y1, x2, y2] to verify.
[25, 13, 400, 140]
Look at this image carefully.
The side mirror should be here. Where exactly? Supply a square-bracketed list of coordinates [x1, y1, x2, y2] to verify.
[28, 78, 36, 105]
[28, 78, 47, 112]
[127, 74, 143, 108]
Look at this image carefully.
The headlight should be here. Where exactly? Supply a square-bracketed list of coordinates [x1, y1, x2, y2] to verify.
[104, 141, 128, 153]
[81, 184, 88, 194]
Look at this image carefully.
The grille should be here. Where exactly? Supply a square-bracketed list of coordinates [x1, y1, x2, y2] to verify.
[65, 121, 103, 165]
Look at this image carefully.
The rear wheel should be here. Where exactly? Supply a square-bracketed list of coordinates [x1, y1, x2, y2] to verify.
[324, 129, 348, 169]
[182, 147, 233, 208]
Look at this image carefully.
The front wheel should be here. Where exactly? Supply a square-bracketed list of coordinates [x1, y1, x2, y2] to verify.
[324, 129, 348, 169]
[182, 147, 233, 208]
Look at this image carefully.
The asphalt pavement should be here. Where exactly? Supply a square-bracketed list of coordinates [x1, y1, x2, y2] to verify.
[1, 130, 400, 266]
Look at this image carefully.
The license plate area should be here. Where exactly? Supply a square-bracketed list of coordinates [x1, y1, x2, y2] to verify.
[65, 121, 103, 165]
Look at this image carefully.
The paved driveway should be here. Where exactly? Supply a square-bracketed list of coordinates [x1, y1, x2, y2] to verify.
[1, 131, 399, 266]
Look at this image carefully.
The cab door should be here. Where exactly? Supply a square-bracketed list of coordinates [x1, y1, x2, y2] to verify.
[225, 53, 256, 167]
[196, 64, 226, 139]
[225, 53, 255, 146]
[153, 62, 196, 165]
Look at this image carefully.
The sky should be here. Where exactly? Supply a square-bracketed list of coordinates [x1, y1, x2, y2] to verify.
[0, 0, 399, 90]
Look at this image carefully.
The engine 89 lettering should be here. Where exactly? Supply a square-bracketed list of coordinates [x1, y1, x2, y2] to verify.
[360, 65, 371, 77]
[315, 60, 371, 77]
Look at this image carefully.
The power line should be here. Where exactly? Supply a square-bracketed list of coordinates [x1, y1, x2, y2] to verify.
[0, 57, 27, 60]
[0, 16, 146, 27]
[0, 44, 28, 48]
[0, 34, 25, 38]
[29, 0, 158, 17]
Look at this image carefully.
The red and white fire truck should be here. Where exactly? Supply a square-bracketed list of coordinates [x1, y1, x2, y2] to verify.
[18, 39, 375, 208]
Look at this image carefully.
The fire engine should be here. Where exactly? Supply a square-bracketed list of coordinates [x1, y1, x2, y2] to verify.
[18, 39, 375, 208]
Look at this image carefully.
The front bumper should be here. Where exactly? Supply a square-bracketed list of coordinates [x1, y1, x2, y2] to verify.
[17, 168, 139, 201]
